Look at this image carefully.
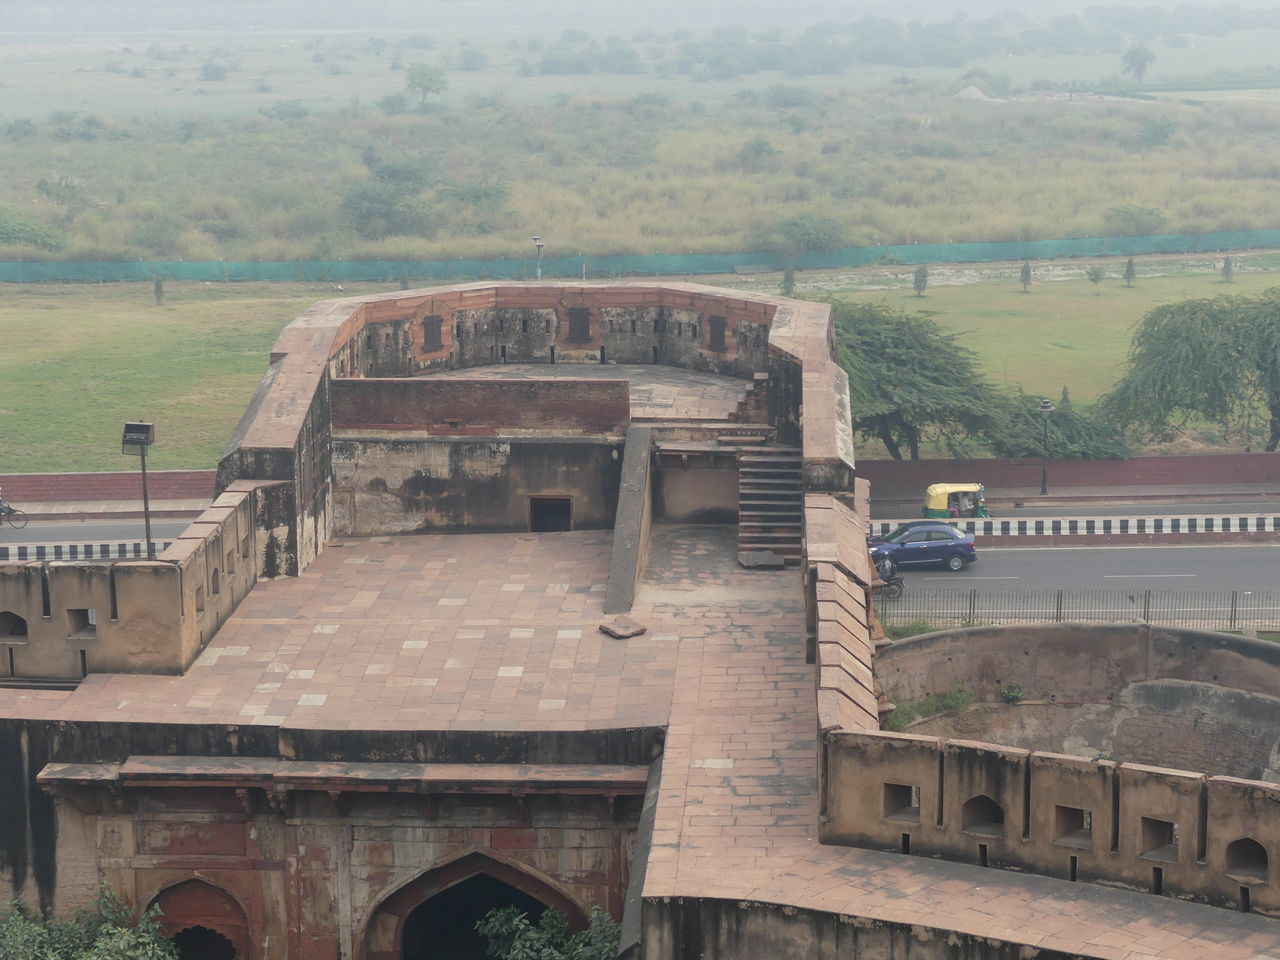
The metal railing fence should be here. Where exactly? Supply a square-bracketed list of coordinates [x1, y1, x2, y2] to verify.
[877, 588, 1280, 633]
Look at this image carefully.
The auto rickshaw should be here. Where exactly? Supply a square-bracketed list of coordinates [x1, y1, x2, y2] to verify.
[923, 482, 992, 519]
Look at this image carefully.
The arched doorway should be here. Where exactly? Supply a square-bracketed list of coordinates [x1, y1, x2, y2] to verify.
[401, 873, 549, 959]
[362, 852, 589, 960]
[150, 880, 251, 960]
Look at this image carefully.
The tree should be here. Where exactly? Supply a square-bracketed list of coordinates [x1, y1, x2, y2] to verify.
[1103, 288, 1280, 451]
[153, 277, 164, 305]
[477, 906, 619, 960]
[1222, 256, 1234, 283]
[1123, 256, 1136, 287]
[835, 300, 1002, 459]
[1121, 44, 1156, 83]
[1104, 204, 1165, 236]
[756, 214, 845, 270]
[985, 387, 1128, 460]
[781, 267, 796, 297]
[405, 63, 447, 106]
[1086, 265, 1105, 293]
[912, 264, 929, 297]
[1019, 261, 1032, 293]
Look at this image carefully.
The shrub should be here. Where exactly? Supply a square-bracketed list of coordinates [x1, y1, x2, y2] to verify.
[1000, 681, 1025, 704]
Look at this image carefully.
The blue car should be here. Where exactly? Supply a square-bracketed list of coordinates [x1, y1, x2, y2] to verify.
[869, 520, 977, 571]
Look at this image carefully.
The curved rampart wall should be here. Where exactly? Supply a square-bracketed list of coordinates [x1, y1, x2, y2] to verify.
[823, 623, 1280, 916]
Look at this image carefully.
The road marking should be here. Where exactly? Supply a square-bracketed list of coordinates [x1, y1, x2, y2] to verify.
[922, 576, 1019, 580]
[1101, 574, 1196, 578]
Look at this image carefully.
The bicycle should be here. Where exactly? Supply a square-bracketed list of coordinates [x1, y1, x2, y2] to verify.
[1, 506, 27, 529]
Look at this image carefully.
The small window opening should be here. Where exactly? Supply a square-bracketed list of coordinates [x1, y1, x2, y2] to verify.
[365, 331, 373, 349]
[708, 315, 726, 352]
[1152, 866, 1164, 894]
[489, 345, 496, 360]
[226, 549, 235, 576]
[978, 843, 989, 867]
[501, 345, 507, 363]
[455, 322, 464, 340]
[67, 608, 96, 640]
[1054, 806, 1093, 849]
[529, 497, 572, 533]
[0, 611, 28, 638]
[882, 783, 921, 823]
[423, 315, 443, 352]
[549, 346, 556, 364]
[195, 587, 205, 614]
[1069, 855, 1078, 881]
[961, 795, 1005, 838]
[444, 419, 460, 429]
[630, 317, 637, 334]
[599, 346, 607, 364]
[211, 568, 220, 596]
[900, 833, 911, 854]
[1227, 838, 1269, 884]
[240, 534, 251, 560]
[1242, 886, 1252, 912]
[79, 650, 87, 678]
[522, 315, 529, 333]
[497, 316, 505, 333]
[1140, 817, 1179, 862]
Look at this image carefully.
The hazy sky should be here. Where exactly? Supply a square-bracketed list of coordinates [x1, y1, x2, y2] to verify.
[3, 0, 1274, 35]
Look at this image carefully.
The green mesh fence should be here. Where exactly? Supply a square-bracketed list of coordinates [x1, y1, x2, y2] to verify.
[2, 230, 1276, 284]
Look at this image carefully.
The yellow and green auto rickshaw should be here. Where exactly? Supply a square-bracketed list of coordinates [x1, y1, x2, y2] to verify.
[923, 483, 992, 519]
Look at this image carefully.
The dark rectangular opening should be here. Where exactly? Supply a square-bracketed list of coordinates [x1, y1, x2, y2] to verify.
[529, 496, 572, 533]
[497, 316, 505, 333]
[882, 783, 921, 823]
[1140, 817, 1179, 862]
[567, 308, 591, 342]
[7, 648, 13, 677]
[900, 833, 911, 854]
[501, 345, 508, 363]
[1069, 855, 1078, 882]
[708, 315, 726, 352]
[1054, 805, 1093, 849]
[79, 650, 87, 678]
[549, 346, 556, 364]
[654, 310, 667, 334]
[978, 843, 988, 867]
[67, 608, 96, 640]
[651, 345, 659, 364]
[522, 315, 529, 333]
[1241, 886, 1251, 913]
[1152, 866, 1164, 895]
[423, 315, 443, 351]
[600, 346, 607, 364]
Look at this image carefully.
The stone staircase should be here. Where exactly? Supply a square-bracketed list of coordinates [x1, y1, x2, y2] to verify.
[736, 445, 803, 565]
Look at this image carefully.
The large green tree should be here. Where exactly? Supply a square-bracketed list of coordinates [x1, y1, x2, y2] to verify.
[986, 387, 1128, 460]
[1103, 289, 1280, 451]
[834, 300, 1000, 460]
[1121, 44, 1157, 82]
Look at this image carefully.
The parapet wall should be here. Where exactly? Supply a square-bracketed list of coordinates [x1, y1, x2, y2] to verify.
[0, 481, 291, 681]
[824, 730, 1280, 915]
[330, 377, 631, 437]
[823, 623, 1280, 916]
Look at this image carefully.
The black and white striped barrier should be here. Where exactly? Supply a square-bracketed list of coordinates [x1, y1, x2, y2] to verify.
[873, 516, 1280, 538]
[0, 540, 175, 562]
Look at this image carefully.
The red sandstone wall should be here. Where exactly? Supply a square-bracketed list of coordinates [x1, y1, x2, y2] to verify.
[0, 470, 216, 502]
[330, 378, 631, 435]
[857, 454, 1280, 491]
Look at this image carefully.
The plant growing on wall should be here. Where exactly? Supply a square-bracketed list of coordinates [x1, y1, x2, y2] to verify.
[1000, 681, 1025, 704]
[476, 905, 619, 960]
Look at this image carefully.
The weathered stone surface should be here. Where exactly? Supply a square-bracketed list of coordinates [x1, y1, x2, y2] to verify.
[599, 617, 647, 639]
[737, 550, 786, 569]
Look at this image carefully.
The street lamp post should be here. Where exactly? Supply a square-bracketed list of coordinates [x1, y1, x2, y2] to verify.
[122, 421, 156, 559]
[532, 235, 544, 280]
[1038, 398, 1055, 496]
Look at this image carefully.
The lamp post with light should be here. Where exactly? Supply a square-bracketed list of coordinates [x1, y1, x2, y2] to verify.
[122, 421, 156, 559]
[1038, 398, 1055, 496]
[532, 236, 544, 280]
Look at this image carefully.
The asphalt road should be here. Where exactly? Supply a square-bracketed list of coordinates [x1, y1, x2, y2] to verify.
[0, 519, 193, 544]
[872, 500, 1280, 520]
[906, 543, 1280, 593]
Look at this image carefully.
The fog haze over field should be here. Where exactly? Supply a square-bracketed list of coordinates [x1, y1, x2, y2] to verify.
[4, 0, 1279, 35]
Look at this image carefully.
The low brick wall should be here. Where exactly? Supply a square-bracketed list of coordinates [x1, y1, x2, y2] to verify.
[0, 470, 216, 502]
[330, 377, 631, 436]
[858, 453, 1280, 491]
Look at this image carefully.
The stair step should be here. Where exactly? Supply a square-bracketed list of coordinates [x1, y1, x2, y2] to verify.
[739, 519, 803, 528]
[733, 445, 801, 454]
[738, 477, 802, 487]
[739, 508, 803, 518]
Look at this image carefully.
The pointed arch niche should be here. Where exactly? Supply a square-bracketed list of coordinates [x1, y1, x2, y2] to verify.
[150, 879, 251, 960]
[361, 851, 590, 960]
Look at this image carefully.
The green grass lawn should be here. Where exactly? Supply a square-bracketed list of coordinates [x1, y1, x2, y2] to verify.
[835, 270, 1280, 403]
[0, 281, 390, 472]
